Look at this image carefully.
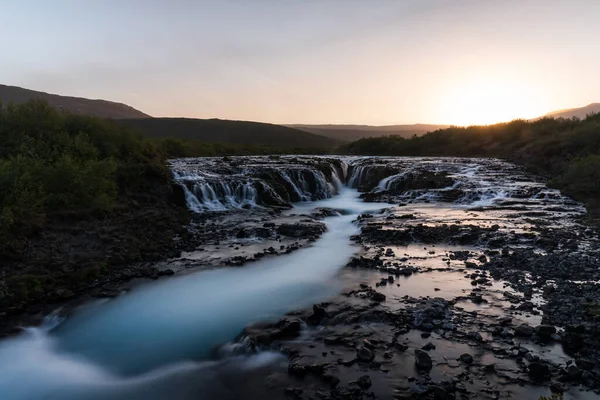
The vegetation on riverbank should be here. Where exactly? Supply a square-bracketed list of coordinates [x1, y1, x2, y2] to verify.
[0, 100, 191, 311]
[340, 114, 600, 218]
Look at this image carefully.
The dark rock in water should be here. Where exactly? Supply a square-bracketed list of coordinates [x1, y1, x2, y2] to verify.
[395, 343, 408, 352]
[277, 223, 326, 238]
[307, 304, 327, 325]
[243, 318, 302, 346]
[414, 349, 433, 371]
[514, 324, 534, 337]
[356, 375, 372, 389]
[357, 346, 373, 362]
[550, 381, 565, 394]
[561, 331, 584, 352]
[498, 316, 512, 326]
[566, 365, 583, 380]
[528, 361, 550, 381]
[371, 291, 386, 302]
[536, 324, 556, 339]
[459, 353, 474, 364]
[576, 358, 595, 371]
[422, 342, 436, 351]
[467, 331, 483, 342]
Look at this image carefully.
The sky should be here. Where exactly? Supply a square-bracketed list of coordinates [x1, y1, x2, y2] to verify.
[1, 0, 599, 125]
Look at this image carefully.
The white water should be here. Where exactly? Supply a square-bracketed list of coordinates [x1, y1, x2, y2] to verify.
[0, 189, 391, 400]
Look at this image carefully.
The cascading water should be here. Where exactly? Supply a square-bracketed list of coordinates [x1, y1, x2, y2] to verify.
[171, 157, 347, 210]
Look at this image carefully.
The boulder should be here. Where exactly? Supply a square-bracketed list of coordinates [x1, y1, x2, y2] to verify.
[414, 349, 433, 371]
[515, 324, 534, 337]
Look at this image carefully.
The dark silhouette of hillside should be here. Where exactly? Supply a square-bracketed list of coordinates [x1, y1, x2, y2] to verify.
[0, 84, 150, 119]
[120, 118, 342, 148]
[288, 124, 449, 141]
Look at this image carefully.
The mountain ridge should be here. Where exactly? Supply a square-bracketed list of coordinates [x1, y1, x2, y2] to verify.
[0, 84, 150, 119]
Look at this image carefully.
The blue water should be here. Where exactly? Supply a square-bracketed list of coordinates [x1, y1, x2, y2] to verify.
[0, 189, 390, 400]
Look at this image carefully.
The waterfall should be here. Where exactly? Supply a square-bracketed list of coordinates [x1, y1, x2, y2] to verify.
[171, 158, 345, 213]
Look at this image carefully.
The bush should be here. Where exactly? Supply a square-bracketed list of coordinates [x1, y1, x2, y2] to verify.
[0, 100, 171, 256]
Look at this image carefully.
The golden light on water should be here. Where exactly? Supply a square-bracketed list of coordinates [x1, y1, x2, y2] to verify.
[438, 78, 550, 126]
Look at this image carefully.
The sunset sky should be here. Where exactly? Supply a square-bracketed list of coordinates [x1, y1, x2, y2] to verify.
[2, 0, 599, 125]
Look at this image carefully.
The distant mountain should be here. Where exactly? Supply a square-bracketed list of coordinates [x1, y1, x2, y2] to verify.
[287, 124, 449, 141]
[544, 103, 600, 119]
[120, 118, 342, 149]
[0, 84, 150, 119]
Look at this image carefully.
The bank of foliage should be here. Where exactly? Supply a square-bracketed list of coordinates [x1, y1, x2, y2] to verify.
[0, 100, 172, 256]
[0, 101, 331, 256]
[340, 114, 600, 216]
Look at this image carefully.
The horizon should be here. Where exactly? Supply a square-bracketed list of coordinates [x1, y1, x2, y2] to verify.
[2, 0, 600, 126]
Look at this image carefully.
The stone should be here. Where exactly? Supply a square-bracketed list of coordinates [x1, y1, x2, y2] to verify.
[528, 362, 550, 381]
[575, 358, 595, 371]
[414, 349, 433, 371]
[535, 325, 557, 339]
[422, 342, 436, 351]
[514, 324, 534, 337]
[357, 346, 373, 362]
[459, 353, 474, 364]
[356, 375, 372, 389]
[566, 365, 582, 380]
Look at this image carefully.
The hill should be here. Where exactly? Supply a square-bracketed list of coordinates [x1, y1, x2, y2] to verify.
[0, 84, 150, 119]
[120, 118, 342, 149]
[288, 124, 449, 141]
[544, 103, 600, 119]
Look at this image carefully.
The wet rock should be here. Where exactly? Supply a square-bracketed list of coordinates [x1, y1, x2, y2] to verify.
[357, 346, 373, 362]
[535, 324, 557, 339]
[371, 291, 386, 302]
[243, 318, 302, 346]
[414, 349, 433, 371]
[356, 375, 372, 389]
[528, 361, 550, 381]
[576, 358, 595, 371]
[459, 353, 474, 364]
[467, 331, 483, 342]
[422, 342, 436, 351]
[514, 324, 534, 337]
[566, 365, 583, 380]
[550, 381, 565, 394]
[307, 304, 327, 325]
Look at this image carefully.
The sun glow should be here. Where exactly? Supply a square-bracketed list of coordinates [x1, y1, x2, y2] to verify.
[439, 78, 547, 126]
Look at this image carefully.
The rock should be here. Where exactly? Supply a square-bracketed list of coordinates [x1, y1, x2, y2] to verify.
[356, 375, 372, 389]
[535, 324, 557, 339]
[566, 365, 582, 380]
[514, 324, 534, 337]
[528, 362, 550, 381]
[307, 304, 326, 325]
[575, 358, 595, 371]
[459, 353, 474, 364]
[550, 381, 564, 394]
[422, 342, 436, 351]
[414, 349, 433, 371]
[371, 291, 386, 302]
[467, 331, 483, 342]
[498, 316, 512, 326]
[357, 346, 373, 362]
